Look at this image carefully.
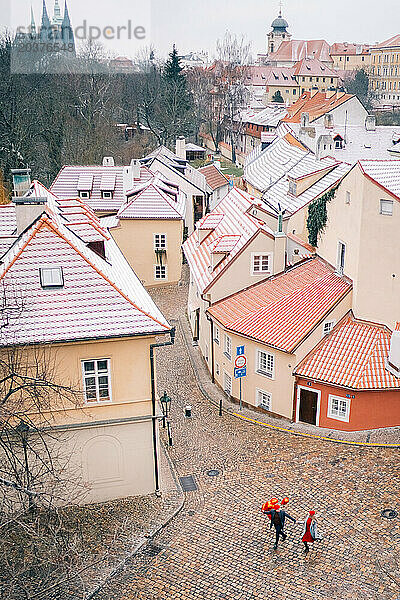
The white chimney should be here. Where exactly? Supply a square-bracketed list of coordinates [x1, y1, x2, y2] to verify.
[102, 156, 115, 166]
[175, 136, 186, 160]
[300, 112, 310, 128]
[316, 135, 334, 160]
[365, 115, 376, 131]
[386, 323, 400, 378]
[13, 196, 47, 234]
[122, 165, 134, 195]
[131, 158, 141, 179]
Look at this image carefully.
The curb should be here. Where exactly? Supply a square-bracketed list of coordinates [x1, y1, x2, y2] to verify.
[84, 441, 185, 600]
[178, 317, 400, 450]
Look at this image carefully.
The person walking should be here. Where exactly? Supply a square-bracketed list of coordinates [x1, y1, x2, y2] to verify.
[302, 510, 318, 553]
[266, 504, 296, 550]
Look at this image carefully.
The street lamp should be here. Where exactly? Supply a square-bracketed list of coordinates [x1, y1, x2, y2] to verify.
[160, 391, 172, 428]
[16, 420, 33, 511]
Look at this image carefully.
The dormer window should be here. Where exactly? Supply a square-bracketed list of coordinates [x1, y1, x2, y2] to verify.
[101, 190, 113, 199]
[40, 267, 64, 288]
[79, 190, 90, 199]
[288, 179, 297, 196]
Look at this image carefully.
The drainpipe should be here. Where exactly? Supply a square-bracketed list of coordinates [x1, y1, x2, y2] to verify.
[206, 313, 215, 384]
[150, 327, 176, 494]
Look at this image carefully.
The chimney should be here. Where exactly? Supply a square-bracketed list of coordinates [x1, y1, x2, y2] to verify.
[102, 156, 115, 166]
[13, 196, 46, 234]
[273, 231, 286, 274]
[300, 112, 310, 128]
[175, 136, 186, 160]
[122, 165, 134, 195]
[11, 168, 31, 197]
[316, 134, 333, 160]
[324, 113, 334, 129]
[386, 323, 400, 378]
[365, 115, 376, 131]
[131, 158, 141, 179]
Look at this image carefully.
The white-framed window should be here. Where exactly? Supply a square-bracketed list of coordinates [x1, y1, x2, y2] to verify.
[224, 334, 232, 360]
[251, 253, 272, 275]
[101, 190, 113, 199]
[345, 191, 351, 204]
[154, 233, 167, 249]
[380, 199, 393, 215]
[82, 359, 111, 403]
[223, 372, 232, 396]
[154, 265, 167, 280]
[216, 363, 220, 375]
[328, 394, 350, 422]
[322, 320, 335, 336]
[256, 349, 275, 378]
[256, 389, 271, 411]
[214, 326, 220, 344]
[79, 190, 90, 199]
[336, 241, 346, 275]
[40, 266, 64, 288]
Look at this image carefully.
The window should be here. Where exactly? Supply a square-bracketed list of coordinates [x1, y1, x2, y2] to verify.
[328, 395, 350, 422]
[101, 190, 113, 199]
[224, 334, 232, 360]
[79, 191, 90, 199]
[40, 267, 64, 288]
[214, 326, 220, 344]
[380, 199, 393, 215]
[323, 320, 335, 336]
[216, 363, 220, 376]
[336, 241, 346, 275]
[154, 233, 167, 249]
[256, 349, 274, 378]
[82, 359, 111, 403]
[223, 372, 232, 396]
[345, 191, 351, 204]
[252, 253, 272, 275]
[205, 343, 209, 362]
[257, 389, 271, 411]
[154, 265, 167, 280]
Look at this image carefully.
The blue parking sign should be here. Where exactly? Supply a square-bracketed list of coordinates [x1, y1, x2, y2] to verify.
[234, 367, 246, 378]
[236, 345, 245, 356]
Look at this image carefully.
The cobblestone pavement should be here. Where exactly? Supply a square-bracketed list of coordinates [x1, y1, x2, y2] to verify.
[98, 277, 400, 600]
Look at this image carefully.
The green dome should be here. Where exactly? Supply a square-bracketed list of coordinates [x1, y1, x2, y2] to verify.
[271, 15, 288, 31]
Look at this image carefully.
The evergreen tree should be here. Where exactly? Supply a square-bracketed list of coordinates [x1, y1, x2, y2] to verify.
[272, 90, 284, 103]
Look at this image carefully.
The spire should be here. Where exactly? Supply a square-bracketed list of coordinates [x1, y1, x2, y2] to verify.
[62, 0, 71, 28]
[61, 0, 75, 49]
[279, 0, 283, 17]
[52, 0, 63, 26]
[41, 0, 51, 29]
[30, 5, 36, 35]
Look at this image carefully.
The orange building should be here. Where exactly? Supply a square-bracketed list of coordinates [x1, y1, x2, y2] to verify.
[294, 314, 400, 431]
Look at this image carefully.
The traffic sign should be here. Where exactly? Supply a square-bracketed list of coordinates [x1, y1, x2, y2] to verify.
[234, 366, 247, 379]
[236, 345, 245, 356]
[235, 355, 247, 369]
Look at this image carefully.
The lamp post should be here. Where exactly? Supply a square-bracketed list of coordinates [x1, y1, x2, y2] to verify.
[16, 420, 33, 511]
[160, 391, 172, 428]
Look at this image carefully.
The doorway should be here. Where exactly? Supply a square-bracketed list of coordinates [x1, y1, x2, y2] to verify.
[298, 388, 319, 425]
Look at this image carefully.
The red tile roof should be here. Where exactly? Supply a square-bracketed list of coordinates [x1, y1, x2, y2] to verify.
[182, 188, 274, 294]
[283, 91, 354, 124]
[373, 35, 400, 49]
[295, 314, 400, 390]
[292, 58, 338, 78]
[208, 258, 352, 353]
[198, 164, 229, 191]
[330, 43, 370, 56]
[269, 40, 332, 64]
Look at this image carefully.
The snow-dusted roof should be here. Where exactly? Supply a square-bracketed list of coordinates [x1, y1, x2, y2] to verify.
[116, 176, 186, 220]
[142, 146, 207, 193]
[0, 212, 170, 347]
[239, 105, 288, 128]
[244, 134, 351, 216]
[359, 159, 400, 201]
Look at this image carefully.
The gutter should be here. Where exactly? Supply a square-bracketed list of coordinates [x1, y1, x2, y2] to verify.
[150, 327, 176, 493]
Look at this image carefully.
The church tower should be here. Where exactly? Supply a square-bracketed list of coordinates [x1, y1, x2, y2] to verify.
[52, 0, 63, 27]
[267, 6, 291, 55]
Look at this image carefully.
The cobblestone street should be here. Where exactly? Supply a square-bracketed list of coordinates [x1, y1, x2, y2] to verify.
[99, 277, 400, 600]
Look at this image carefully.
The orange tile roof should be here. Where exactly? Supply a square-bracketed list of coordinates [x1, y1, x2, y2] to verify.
[292, 57, 338, 78]
[269, 39, 332, 63]
[208, 258, 352, 353]
[295, 314, 400, 390]
[198, 164, 229, 191]
[330, 43, 370, 56]
[283, 91, 354, 124]
[373, 35, 400, 49]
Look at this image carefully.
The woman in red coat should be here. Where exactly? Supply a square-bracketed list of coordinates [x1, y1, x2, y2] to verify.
[302, 510, 318, 553]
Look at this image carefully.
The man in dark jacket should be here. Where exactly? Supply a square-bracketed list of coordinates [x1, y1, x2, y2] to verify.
[266, 505, 296, 550]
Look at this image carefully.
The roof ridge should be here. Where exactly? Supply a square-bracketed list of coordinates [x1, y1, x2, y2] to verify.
[352, 326, 385, 388]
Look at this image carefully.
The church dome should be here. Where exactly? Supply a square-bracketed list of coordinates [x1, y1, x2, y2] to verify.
[271, 14, 289, 31]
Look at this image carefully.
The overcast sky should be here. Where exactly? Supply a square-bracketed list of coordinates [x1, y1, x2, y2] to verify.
[6, 0, 400, 59]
